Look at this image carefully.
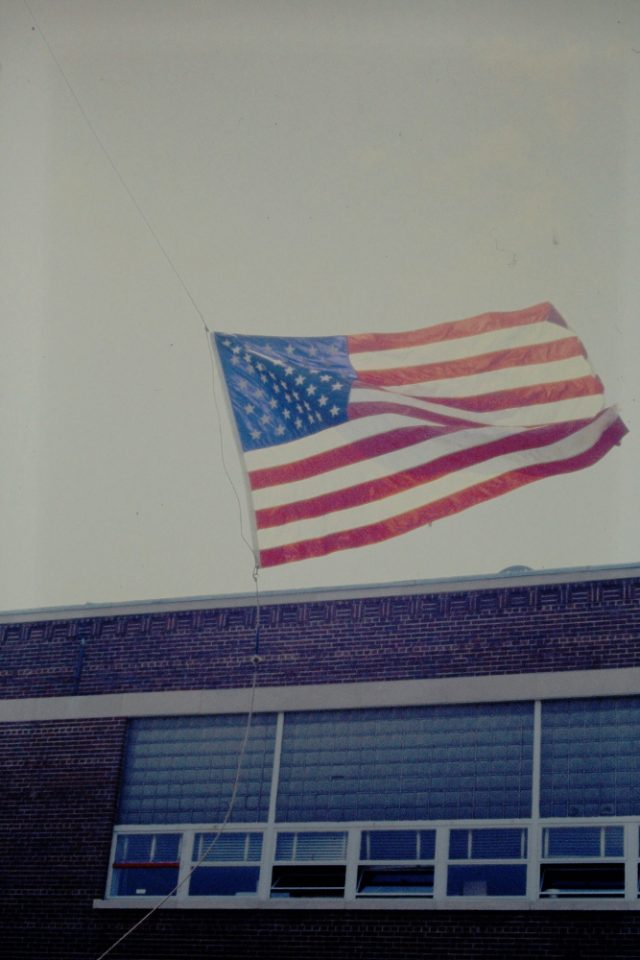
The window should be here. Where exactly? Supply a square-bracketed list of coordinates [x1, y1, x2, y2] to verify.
[540, 698, 640, 817]
[277, 703, 533, 822]
[539, 826, 625, 897]
[104, 696, 640, 905]
[119, 714, 277, 825]
[447, 828, 527, 897]
[357, 829, 435, 897]
[189, 832, 263, 896]
[271, 832, 348, 898]
[110, 833, 181, 897]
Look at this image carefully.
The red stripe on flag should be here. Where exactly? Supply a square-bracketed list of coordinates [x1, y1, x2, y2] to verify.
[258, 415, 627, 566]
[355, 336, 585, 388]
[254, 418, 597, 530]
[248, 423, 466, 491]
[423, 375, 604, 413]
[348, 302, 564, 354]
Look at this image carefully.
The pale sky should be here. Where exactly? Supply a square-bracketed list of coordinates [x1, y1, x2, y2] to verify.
[2, 0, 639, 612]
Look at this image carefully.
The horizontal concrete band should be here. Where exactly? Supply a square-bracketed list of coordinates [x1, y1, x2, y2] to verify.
[92, 896, 640, 912]
[2, 667, 640, 723]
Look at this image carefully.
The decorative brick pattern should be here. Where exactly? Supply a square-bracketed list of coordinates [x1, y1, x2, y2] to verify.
[0, 576, 639, 699]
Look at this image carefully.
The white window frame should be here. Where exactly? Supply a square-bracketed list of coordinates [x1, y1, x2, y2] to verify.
[99, 699, 640, 909]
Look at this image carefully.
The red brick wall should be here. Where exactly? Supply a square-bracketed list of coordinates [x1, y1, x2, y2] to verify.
[2, 575, 640, 958]
[0, 718, 125, 959]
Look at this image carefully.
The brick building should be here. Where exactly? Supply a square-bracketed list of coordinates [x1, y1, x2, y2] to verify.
[2, 562, 640, 959]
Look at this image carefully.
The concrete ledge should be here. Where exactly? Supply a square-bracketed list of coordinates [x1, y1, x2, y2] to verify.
[93, 895, 640, 911]
[3, 666, 640, 722]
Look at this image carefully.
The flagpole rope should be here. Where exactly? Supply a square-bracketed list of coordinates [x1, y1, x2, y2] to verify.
[94, 662, 261, 960]
[22, 0, 210, 339]
[21, 6, 268, 956]
[206, 335, 258, 560]
[252, 563, 263, 659]
[23, 0, 258, 563]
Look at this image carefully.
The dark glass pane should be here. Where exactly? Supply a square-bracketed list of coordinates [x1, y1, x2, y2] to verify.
[449, 830, 470, 860]
[605, 828, 624, 858]
[449, 828, 525, 861]
[545, 827, 602, 858]
[447, 864, 527, 897]
[110, 866, 179, 897]
[472, 829, 526, 860]
[540, 863, 625, 897]
[275, 833, 295, 861]
[357, 866, 434, 897]
[115, 834, 152, 862]
[419, 831, 436, 860]
[270, 865, 346, 898]
[189, 866, 260, 896]
[154, 834, 181, 861]
[360, 830, 418, 860]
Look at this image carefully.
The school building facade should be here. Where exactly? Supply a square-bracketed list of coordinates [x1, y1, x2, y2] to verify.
[2, 562, 640, 958]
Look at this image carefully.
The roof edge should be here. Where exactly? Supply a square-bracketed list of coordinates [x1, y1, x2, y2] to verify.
[1, 562, 639, 625]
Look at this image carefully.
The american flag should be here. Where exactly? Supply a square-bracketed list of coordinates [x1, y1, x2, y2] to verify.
[213, 303, 626, 567]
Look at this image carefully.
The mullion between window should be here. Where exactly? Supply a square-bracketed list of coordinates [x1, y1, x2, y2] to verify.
[176, 829, 195, 901]
[526, 700, 542, 899]
[258, 711, 284, 899]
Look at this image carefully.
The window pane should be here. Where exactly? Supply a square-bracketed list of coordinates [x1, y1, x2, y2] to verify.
[189, 866, 260, 896]
[275, 833, 295, 861]
[277, 704, 533, 821]
[114, 833, 181, 863]
[276, 831, 347, 861]
[447, 864, 527, 897]
[118, 714, 277, 824]
[605, 829, 624, 858]
[115, 834, 152, 862]
[541, 697, 640, 817]
[271, 865, 346, 898]
[193, 832, 263, 863]
[110, 865, 179, 897]
[472, 829, 526, 860]
[449, 829, 526, 860]
[540, 864, 625, 897]
[544, 827, 623, 859]
[360, 830, 418, 860]
[357, 866, 434, 897]
[419, 831, 436, 860]
[449, 830, 470, 860]
[154, 834, 181, 861]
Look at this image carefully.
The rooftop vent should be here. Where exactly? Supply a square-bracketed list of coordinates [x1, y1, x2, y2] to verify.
[499, 565, 533, 576]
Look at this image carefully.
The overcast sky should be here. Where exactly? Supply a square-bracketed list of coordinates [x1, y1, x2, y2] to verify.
[2, 0, 639, 612]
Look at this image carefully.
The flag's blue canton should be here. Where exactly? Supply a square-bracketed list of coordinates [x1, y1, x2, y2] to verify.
[214, 333, 357, 452]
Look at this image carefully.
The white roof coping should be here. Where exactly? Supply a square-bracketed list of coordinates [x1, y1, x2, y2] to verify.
[1, 562, 639, 625]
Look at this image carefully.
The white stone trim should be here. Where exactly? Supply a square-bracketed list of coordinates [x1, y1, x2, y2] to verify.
[92, 895, 640, 911]
[2, 562, 639, 624]
[3, 666, 640, 723]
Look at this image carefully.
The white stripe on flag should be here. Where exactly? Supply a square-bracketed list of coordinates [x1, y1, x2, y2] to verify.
[372, 354, 594, 397]
[244, 411, 449, 472]
[251, 421, 542, 510]
[351, 320, 575, 371]
[255, 409, 619, 550]
[350, 385, 605, 426]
